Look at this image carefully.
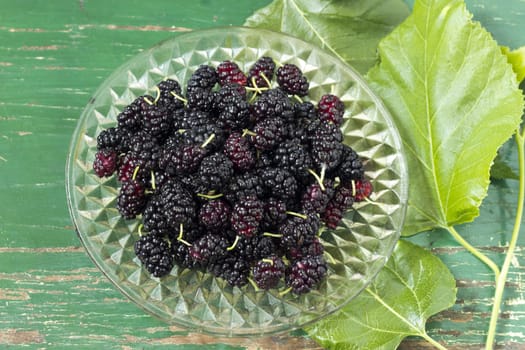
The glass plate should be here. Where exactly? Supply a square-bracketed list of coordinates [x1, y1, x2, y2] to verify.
[66, 27, 408, 336]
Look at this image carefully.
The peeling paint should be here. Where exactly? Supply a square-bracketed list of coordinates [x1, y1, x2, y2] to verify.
[0, 289, 30, 301]
[18, 45, 60, 51]
[77, 24, 192, 32]
[0, 329, 44, 344]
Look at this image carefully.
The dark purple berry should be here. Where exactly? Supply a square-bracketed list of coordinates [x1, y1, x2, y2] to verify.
[247, 56, 275, 88]
[251, 88, 294, 121]
[117, 179, 147, 219]
[230, 195, 263, 237]
[276, 63, 309, 96]
[334, 145, 365, 181]
[354, 179, 373, 202]
[251, 117, 286, 151]
[199, 199, 231, 232]
[134, 233, 174, 278]
[252, 255, 286, 290]
[317, 94, 345, 126]
[96, 127, 122, 151]
[286, 255, 327, 294]
[217, 60, 247, 87]
[187, 65, 218, 92]
[223, 132, 256, 172]
[280, 213, 320, 249]
[197, 153, 234, 193]
[189, 233, 229, 268]
[159, 144, 206, 176]
[258, 167, 298, 202]
[301, 179, 336, 213]
[93, 149, 118, 178]
[261, 197, 287, 230]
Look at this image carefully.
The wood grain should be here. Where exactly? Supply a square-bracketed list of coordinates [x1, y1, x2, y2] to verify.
[1, 0, 525, 348]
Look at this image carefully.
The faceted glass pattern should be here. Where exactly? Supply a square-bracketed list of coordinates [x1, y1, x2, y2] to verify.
[66, 27, 408, 336]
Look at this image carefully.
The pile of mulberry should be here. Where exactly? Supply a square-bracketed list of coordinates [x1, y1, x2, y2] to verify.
[92, 56, 373, 295]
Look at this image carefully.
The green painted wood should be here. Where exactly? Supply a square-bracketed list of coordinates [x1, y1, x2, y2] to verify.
[1, 0, 525, 348]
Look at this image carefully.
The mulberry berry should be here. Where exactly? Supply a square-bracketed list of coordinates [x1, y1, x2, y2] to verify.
[217, 60, 247, 87]
[199, 199, 231, 232]
[156, 78, 185, 112]
[224, 172, 264, 204]
[96, 127, 122, 151]
[354, 179, 373, 202]
[276, 63, 309, 97]
[286, 255, 327, 294]
[251, 88, 294, 121]
[134, 233, 174, 278]
[230, 195, 263, 237]
[334, 145, 365, 181]
[247, 56, 275, 88]
[159, 144, 207, 176]
[209, 254, 250, 287]
[93, 149, 118, 178]
[186, 65, 218, 92]
[259, 167, 298, 202]
[272, 139, 312, 178]
[280, 213, 320, 249]
[317, 94, 345, 126]
[261, 197, 287, 230]
[252, 255, 286, 290]
[189, 233, 229, 268]
[117, 179, 147, 219]
[223, 132, 255, 172]
[197, 153, 234, 193]
[251, 117, 286, 151]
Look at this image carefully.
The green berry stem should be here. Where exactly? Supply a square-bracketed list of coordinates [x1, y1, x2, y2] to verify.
[143, 96, 154, 105]
[307, 168, 326, 191]
[153, 86, 161, 104]
[245, 86, 269, 92]
[200, 133, 216, 149]
[150, 171, 156, 190]
[278, 287, 292, 296]
[170, 91, 188, 105]
[197, 193, 224, 200]
[262, 258, 274, 265]
[250, 76, 263, 94]
[247, 277, 260, 291]
[242, 129, 257, 137]
[319, 164, 326, 185]
[138, 224, 144, 236]
[260, 72, 272, 88]
[285, 211, 307, 220]
[263, 232, 283, 238]
[132, 165, 140, 181]
[176, 223, 192, 247]
[226, 235, 240, 251]
[293, 94, 304, 103]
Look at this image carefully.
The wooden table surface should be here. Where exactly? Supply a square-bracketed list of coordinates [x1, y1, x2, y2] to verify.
[1, 0, 525, 348]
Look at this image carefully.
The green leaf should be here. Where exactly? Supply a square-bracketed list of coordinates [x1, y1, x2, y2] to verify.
[307, 240, 456, 350]
[502, 46, 525, 83]
[366, 0, 524, 236]
[491, 152, 520, 181]
[244, 0, 410, 74]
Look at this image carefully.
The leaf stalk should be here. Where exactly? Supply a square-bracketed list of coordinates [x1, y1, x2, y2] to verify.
[485, 129, 525, 350]
[447, 226, 500, 280]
